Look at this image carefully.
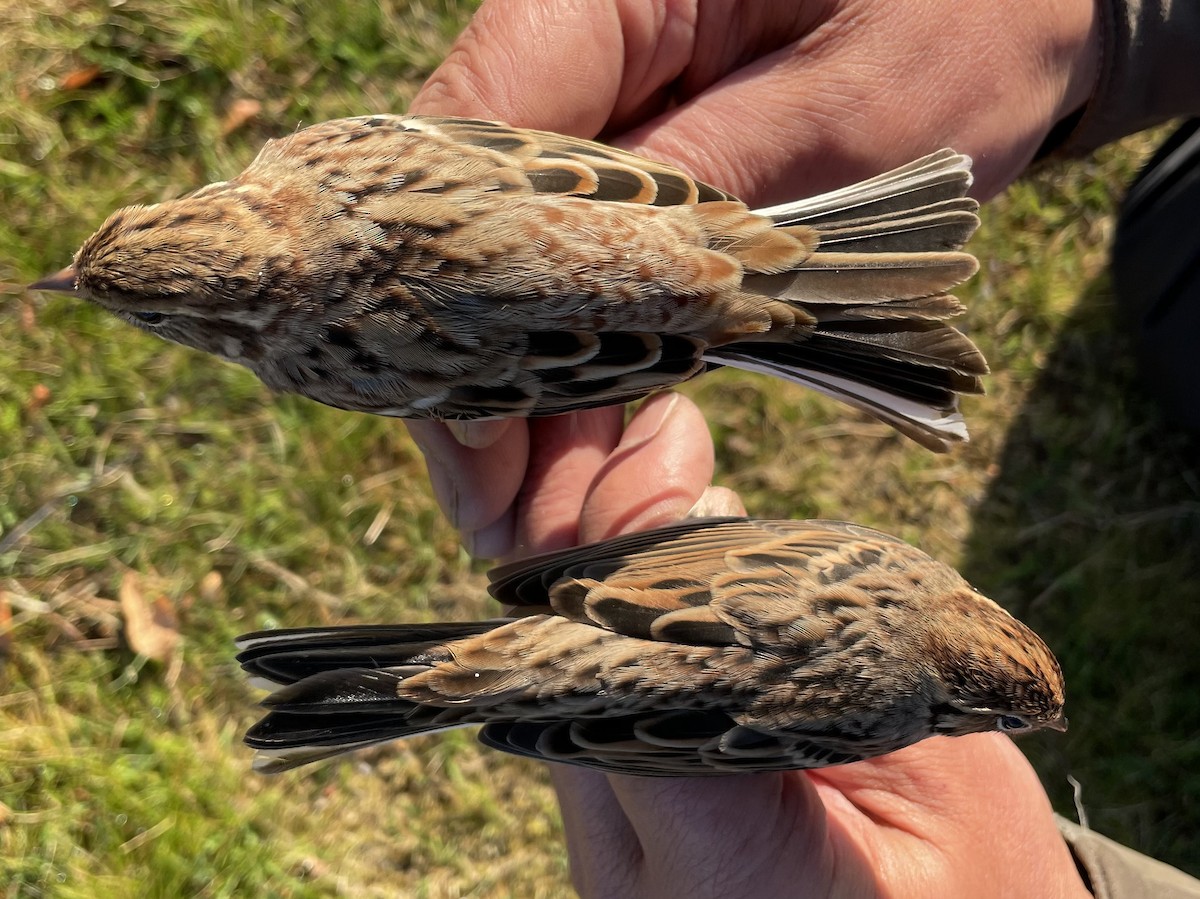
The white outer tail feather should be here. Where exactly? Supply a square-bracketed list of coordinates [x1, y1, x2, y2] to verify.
[707, 351, 969, 450]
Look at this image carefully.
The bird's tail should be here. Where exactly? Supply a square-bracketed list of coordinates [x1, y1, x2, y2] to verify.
[707, 150, 987, 451]
[235, 622, 503, 774]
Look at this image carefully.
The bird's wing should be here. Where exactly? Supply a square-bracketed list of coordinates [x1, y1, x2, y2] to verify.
[408, 115, 737, 205]
[249, 114, 735, 206]
[479, 712, 868, 776]
[487, 516, 930, 648]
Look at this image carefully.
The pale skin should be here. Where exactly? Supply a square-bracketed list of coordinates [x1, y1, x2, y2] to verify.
[404, 1, 1101, 895]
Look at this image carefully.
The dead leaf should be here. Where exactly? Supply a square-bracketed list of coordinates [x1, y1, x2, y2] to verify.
[198, 570, 223, 604]
[27, 383, 51, 413]
[221, 98, 262, 136]
[119, 572, 180, 663]
[59, 65, 101, 91]
[151, 594, 179, 632]
[0, 590, 12, 670]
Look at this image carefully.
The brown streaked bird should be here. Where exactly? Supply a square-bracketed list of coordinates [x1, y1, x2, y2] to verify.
[236, 517, 1065, 776]
[32, 115, 987, 450]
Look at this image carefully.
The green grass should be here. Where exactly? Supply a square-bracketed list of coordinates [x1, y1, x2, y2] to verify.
[2, 1, 1199, 894]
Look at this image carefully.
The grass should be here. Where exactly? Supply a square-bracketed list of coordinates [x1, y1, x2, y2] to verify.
[1, 1, 1198, 894]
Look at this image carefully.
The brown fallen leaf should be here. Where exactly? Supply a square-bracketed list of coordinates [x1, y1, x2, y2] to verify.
[198, 570, 223, 605]
[59, 65, 102, 91]
[221, 98, 262, 137]
[27, 383, 51, 413]
[0, 590, 12, 672]
[295, 856, 330, 880]
[119, 572, 180, 663]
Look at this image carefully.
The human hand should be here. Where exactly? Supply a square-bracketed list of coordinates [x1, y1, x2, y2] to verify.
[552, 730, 1088, 898]
[415, 0, 1100, 204]
[405, 5, 1092, 894]
[552, 734, 1089, 892]
[406, 0, 1101, 558]
[430, 388, 1085, 898]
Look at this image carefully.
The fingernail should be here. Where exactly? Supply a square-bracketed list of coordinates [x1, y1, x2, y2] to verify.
[620, 392, 680, 450]
[407, 423, 468, 528]
[446, 419, 511, 448]
[686, 486, 747, 518]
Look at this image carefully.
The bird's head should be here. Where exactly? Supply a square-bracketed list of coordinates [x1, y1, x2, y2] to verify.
[31, 192, 296, 367]
[924, 590, 1067, 738]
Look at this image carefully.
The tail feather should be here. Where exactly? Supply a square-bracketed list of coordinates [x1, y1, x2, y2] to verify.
[709, 347, 969, 451]
[236, 621, 502, 687]
[809, 322, 987, 381]
[803, 293, 966, 323]
[717, 149, 985, 450]
[709, 327, 987, 452]
[801, 201, 979, 253]
[261, 668, 417, 712]
[743, 251, 978, 305]
[713, 335, 981, 406]
[238, 623, 505, 773]
[245, 703, 475, 774]
[757, 149, 974, 226]
[249, 738, 410, 774]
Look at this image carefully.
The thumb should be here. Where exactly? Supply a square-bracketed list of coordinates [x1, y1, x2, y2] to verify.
[410, 0, 625, 134]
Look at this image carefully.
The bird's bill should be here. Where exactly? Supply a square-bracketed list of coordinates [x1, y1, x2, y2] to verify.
[30, 266, 78, 294]
[1045, 713, 1069, 733]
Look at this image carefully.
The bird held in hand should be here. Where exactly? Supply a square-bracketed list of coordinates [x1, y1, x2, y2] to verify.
[236, 517, 1065, 776]
[33, 115, 987, 451]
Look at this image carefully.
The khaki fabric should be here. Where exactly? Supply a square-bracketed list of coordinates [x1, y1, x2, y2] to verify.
[1057, 817, 1200, 897]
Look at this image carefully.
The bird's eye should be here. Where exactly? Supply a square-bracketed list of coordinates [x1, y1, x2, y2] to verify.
[996, 715, 1030, 732]
[134, 311, 167, 325]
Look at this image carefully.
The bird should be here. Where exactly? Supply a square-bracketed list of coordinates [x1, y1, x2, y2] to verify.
[32, 115, 987, 451]
[235, 517, 1066, 776]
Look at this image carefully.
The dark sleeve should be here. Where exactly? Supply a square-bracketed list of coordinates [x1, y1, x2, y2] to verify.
[1057, 816, 1200, 897]
[1056, 0, 1200, 153]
